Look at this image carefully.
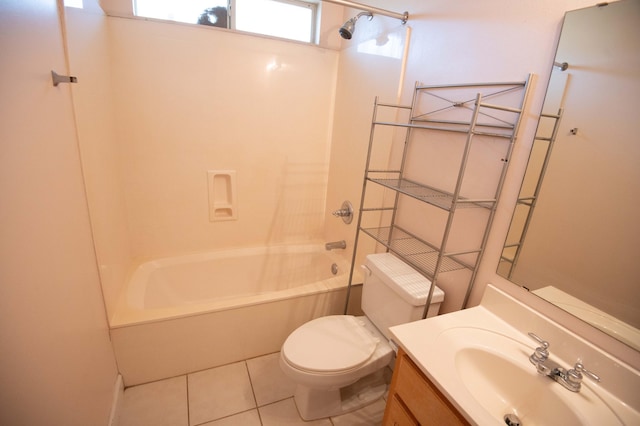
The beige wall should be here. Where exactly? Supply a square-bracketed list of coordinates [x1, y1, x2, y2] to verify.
[324, 0, 638, 366]
[326, 0, 597, 290]
[66, 3, 132, 325]
[0, 1, 118, 425]
[399, 0, 592, 311]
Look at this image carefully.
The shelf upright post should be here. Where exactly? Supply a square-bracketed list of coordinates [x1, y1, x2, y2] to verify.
[386, 81, 422, 246]
[344, 97, 382, 314]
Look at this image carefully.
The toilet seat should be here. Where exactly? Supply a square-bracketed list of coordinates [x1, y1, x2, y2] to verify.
[282, 315, 379, 373]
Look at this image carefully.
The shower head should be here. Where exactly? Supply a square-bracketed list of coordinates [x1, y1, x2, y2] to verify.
[338, 12, 373, 40]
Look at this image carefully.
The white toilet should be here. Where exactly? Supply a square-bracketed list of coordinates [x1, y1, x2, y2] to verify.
[279, 252, 445, 420]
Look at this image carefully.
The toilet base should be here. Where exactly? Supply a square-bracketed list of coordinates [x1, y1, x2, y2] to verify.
[293, 368, 391, 421]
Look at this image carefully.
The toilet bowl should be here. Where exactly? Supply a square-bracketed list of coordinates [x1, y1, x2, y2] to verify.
[280, 253, 444, 420]
[280, 315, 394, 389]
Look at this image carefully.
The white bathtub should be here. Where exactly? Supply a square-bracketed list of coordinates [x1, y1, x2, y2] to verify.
[110, 244, 351, 386]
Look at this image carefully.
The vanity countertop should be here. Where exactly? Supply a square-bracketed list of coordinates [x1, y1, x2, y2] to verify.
[388, 285, 640, 425]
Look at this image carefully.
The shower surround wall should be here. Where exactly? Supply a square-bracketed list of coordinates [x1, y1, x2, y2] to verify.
[67, 8, 339, 319]
[109, 17, 339, 258]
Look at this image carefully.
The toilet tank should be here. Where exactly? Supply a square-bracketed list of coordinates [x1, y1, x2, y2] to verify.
[361, 253, 444, 340]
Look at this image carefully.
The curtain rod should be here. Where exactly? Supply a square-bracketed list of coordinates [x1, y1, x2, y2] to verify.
[321, 0, 409, 23]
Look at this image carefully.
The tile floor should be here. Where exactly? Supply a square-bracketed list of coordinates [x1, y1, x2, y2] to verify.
[118, 352, 387, 426]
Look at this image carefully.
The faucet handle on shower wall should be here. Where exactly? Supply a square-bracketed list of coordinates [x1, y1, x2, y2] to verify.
[332, 200, 353, 224]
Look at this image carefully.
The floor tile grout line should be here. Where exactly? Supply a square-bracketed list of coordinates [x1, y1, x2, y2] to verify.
[121, 351, 283, 392]
[258, 396, 297, 409]
[126, 355, 279, 390]
[190, 407, 259, 426]
[243, 360, 264, 425]
[185, 374, 191, 426]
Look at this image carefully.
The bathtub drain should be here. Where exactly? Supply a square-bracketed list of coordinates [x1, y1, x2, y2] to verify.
[331, 263, 338, 275]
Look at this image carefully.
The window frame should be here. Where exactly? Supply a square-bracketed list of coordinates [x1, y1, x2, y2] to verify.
[133, 0, 319, 44]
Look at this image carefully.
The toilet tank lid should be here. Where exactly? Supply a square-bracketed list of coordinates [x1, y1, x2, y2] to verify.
[365, 253, 444, 306]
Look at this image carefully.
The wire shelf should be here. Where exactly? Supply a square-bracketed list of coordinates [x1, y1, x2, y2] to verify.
[367, 177, 496, 210]
[360, 226, 468, 278]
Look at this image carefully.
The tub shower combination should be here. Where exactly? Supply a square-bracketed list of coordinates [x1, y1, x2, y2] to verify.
[110, 244, 350, 386]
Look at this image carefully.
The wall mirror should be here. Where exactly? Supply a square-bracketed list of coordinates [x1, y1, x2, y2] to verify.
[498, 0, 640, 351]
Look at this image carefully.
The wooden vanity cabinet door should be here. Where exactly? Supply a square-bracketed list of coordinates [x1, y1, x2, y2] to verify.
[385, 394, 419, 426]
[383, 348, 469, 426]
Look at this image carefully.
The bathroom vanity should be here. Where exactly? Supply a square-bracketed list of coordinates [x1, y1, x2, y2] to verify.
[383, 285, 640, 425]
[384, 347, 468, 425]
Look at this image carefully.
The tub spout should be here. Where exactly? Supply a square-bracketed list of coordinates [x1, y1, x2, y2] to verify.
[325, 240, 346, 250]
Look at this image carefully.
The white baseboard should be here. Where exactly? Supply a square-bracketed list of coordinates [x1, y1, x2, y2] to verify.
[108, 374, 124, 426]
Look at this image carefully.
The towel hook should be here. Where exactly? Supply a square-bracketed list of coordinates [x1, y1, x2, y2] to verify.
[51, 70, 78, 87]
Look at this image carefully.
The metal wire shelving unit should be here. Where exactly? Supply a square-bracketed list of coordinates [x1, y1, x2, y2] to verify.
[345, 76, 534, 318]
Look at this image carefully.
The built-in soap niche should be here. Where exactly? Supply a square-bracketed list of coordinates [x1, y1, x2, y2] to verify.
[207, 170, 237, 221]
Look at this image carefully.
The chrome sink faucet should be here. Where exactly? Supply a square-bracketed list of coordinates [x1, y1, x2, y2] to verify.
[528, 332, 600, 392]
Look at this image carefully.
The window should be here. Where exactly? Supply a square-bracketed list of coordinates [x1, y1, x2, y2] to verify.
[133, 0, 317, 43]
[235, 0, 315, 43]
[64, 0, 84, 8]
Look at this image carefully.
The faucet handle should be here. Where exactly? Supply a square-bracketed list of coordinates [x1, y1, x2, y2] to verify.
[528, 332, 550, 348]
[528, 332, 550, 364]
[564, 361, 600, 391]
[332, 200, 353, 224]
[570, 361, 601, 383]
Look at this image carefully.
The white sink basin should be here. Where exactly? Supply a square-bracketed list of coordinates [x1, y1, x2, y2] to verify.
[436, 327, 623, 425]
[389, 286, 640, 425]
[456, 348, 580, 425]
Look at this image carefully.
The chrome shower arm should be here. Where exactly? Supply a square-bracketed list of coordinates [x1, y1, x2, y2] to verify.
[321, 0, 408, 23]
